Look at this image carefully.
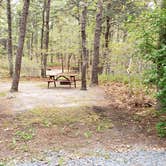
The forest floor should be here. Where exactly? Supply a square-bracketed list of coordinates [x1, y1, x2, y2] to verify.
[0, 78, 166, 165]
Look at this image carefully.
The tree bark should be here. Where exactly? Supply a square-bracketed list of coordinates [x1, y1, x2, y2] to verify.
[91, 0, 103, 86]
[7, 0, 13, 77]
[61, 53, 64, 73]
[30, 32, 34, 60]
[67, 53, 72, 72]
[0, 0, 3, 6]
[41, 0, 51, 77]
[105, 16, 110, 48]
[10, 0, 30, 92]
[81, 4, 87, 90]
[103, 3, 111, 74]
[41, 0, 46, 77]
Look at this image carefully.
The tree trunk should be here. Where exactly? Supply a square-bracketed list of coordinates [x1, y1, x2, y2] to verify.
[30, 32, 34, 60]
[67, 53, 72, 72]
[105, 7, 111, 49]
[61, 53, 64, 73]
[41, 0, 46, 77]
[7, 0, 13, 77]
[41, 0, 51, 78]
[50, 54, 54, 63]
[91, 0, 103, 86]
[81, 4, 87, 90]
[103, 3, 111, 74]
[10, 0, 30, 92]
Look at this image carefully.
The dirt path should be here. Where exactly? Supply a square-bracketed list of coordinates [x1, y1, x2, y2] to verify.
[0, 81, 107, 112]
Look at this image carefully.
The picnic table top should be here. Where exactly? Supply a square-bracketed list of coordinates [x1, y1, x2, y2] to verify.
[47, 72, 78, 77]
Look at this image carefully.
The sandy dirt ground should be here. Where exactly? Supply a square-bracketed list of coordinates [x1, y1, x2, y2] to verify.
[0, 80, 107, 112]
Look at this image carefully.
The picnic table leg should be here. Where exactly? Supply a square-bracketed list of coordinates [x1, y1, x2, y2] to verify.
[54, 81, 56, 87]
[74, 81, 76, 88]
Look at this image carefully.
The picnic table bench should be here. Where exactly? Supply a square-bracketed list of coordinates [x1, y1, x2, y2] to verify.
[47, 74, 77, 88]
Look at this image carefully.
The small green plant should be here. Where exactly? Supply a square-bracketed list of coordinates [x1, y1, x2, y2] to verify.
[84, 131, 92, 138]
[58, 157, 65, 166]
[156, 122, 166, 138]
[15, 128, 35, 141]
[43, 120, 52, 127]
[20, 144, 29, 152]
[96, 120, 113, 132]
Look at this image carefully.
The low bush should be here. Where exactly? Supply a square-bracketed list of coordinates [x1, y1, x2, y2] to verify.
[156, 121, 166, 138]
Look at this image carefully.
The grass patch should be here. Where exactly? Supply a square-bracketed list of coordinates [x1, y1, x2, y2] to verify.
[15, 107, 113, 133]
[0, 92, 7, 97]
[15, 128, 35, 141]
[99, 74, 143, 86]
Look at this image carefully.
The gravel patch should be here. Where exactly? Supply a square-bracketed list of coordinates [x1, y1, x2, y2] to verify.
[5, 149, 166, 166]
[67, 150, 166, 166]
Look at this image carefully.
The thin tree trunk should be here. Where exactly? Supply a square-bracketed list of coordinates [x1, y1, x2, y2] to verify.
[67, 53, 72, 72]
[103, 3, 111, 74]
[41, 0, 51, 77]
[61, 53, 64, 73]
[50, 52, 54, 63]
[105, 8, 111, 48]
[0, 0, 3, 7]
[81, 4, 87, 90]
[91, 0, 103, 86]
[30, 32, 34, 60]
[11, 0, 30, 92]
[7, 0, 13, 77]
[41, 0, 46, 77]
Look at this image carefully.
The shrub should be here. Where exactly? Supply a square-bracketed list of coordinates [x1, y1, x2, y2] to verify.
[156, 121, 166, 138]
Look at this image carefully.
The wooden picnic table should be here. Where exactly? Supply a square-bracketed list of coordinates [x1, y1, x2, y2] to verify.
[47, 73, 77, 88]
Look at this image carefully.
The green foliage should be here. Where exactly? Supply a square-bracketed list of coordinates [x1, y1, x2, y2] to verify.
[0, 163, 5, 166]
[156, 121, 166, 137]
[99, 74, 143, 87]
[15, 128, 35, 141]
[84, 130, 92, 138]
[131, 6, 166, 137]
[47, 61, 61, 67]
[58, 157, 65, 166]
[96, 119, 112, 132]
[132, 7, 166, 111]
